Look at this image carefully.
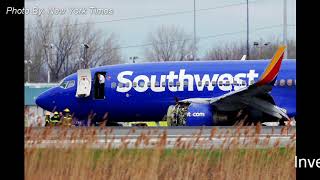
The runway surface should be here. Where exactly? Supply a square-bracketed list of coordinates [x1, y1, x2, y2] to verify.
[25, 126, 296, 149]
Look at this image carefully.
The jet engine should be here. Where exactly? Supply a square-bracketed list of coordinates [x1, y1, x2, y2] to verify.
[166, 103, 240, 126]
[167, 103, 229, 126]
[185, 103, 214, 126]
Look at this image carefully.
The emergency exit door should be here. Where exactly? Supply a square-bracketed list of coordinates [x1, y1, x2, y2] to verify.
[94, 72, 106, 99]
[76, 69, 92, 98]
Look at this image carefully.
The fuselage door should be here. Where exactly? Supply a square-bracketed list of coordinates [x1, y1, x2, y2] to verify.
[76, 69, 92, 98]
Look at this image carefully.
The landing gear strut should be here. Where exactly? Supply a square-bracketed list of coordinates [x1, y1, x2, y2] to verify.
[279, 118, 286, 126]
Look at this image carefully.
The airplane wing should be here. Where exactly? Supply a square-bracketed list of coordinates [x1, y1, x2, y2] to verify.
[179, 46, 289, 120]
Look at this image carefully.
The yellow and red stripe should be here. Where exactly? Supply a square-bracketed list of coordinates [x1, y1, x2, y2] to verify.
[256, 46, 286, 86]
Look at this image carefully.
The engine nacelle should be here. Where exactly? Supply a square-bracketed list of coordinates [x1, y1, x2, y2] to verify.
[186, 103, 215, 126]
[166, 103, 230, 126]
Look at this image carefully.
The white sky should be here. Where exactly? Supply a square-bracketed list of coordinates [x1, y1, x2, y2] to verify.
[25, 0, 296, 62]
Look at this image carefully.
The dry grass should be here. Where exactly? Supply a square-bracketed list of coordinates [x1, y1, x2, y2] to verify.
[25, 125, 296, 180]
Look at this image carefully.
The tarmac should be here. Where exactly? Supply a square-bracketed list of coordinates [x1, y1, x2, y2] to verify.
[25, 126, 296, 149]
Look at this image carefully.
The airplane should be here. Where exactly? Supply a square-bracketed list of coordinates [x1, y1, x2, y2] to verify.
[36, 46, 296, 126]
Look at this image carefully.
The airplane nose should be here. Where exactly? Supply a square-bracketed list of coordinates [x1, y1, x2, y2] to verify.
[35, 88, 58, 112]
[35, 93, 46, 109]
[36, 89, 55, 109]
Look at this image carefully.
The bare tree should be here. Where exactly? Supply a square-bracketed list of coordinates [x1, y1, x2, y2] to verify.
[66, 22, 122, 72]
[26, 16, 122, 82]
[99, 33, 122, 65]
[205, 38, 296, 60]
[40, 17, 79, 82]
[204, 42, 246, 60]
[24, 23, 33, 82]
[85, 33, 122, 67]
[144, 25, 195, 62]
[24, 21, 49, 82]
[75, 22, 102, 70]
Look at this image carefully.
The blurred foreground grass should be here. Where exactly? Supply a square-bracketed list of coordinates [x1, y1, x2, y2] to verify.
[25, 126, 296, 180]
[25, 147, 295, 180]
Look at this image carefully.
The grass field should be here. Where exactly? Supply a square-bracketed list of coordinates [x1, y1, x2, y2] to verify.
[25, 126, 296, 180]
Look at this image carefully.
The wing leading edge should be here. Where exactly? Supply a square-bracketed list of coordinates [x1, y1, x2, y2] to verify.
[179, 46, 289, 120]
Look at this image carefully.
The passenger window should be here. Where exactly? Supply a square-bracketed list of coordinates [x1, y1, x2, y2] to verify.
[169, 82, 173, 87]
[280, 79, 285, 86]
[225, 81, 230, 86]
[155, 81, 159, 87]
[212, 81, 216, 86]
[126, 82, 130, 88]
[184, 81, 188, 87]
[118, 83, 123, 88]
[162, 82, 166, 87]
[133, 82, 137, 87]
[147, 82, 151, 87]
[176, 82, 181, 87]
[139, 82, 145, 87]
[111, 82, 117, 88]
[287, 79, 293, 86]
[198, 82, 202, 86]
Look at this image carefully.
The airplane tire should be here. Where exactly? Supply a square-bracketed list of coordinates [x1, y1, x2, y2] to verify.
[279, 118, 286, 126]
[246, 109, 263, 126]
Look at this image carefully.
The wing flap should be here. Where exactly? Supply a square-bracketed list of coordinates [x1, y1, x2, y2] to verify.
[242, 97, 289, 120]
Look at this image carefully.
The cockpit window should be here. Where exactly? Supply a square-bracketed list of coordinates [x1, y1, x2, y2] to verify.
[59, 81, 68, 89]
[59, 79, 75, 89]
[66, 80, 75, 88]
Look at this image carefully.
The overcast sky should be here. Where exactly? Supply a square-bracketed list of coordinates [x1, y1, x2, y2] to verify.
[25, 0, 296, 62]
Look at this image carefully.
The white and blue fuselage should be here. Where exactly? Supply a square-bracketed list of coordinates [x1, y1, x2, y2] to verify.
[36, 59, 296, 123]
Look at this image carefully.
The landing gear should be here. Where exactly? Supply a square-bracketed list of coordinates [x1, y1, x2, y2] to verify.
[278, 118, 286, 126]
[244, 109, 263, 126]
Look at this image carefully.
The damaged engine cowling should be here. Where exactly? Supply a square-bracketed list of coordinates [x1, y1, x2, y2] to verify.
[166, 103, 230, 126]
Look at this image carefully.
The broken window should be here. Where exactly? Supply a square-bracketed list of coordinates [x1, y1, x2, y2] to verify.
[94, 72, 106, 99]
[133, 82, 137, 88]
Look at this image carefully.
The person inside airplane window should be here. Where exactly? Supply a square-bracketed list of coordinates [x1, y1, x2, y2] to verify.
[97, 74, 105, 99]
[98, 74, 105, 84]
